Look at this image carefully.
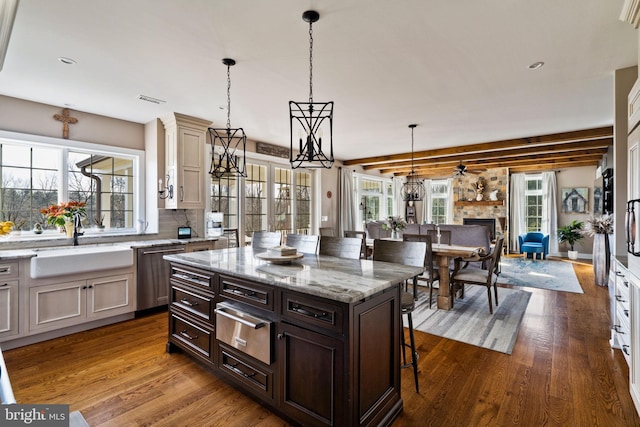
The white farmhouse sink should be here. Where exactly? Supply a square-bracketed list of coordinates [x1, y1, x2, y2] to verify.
[30, 245, 134, 278]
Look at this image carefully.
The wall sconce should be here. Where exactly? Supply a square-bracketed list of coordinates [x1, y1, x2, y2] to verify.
[158, 175, 173, 200]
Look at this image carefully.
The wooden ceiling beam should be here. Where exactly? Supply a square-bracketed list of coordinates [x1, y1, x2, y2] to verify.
[386, 150, 607, 175]
[343, 126, 612, 167]
[363, 139, 612, 171]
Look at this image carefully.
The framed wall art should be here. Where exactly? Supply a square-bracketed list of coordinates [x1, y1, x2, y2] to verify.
[561, 187, 589, 213]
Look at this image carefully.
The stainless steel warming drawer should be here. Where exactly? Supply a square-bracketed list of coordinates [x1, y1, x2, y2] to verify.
[215, 302, 272, 365]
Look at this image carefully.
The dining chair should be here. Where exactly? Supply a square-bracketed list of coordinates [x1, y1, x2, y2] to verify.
[319, 227, 335, 237]
[402, 233, 440, 306]
[318, 236, 362, 260]
[344, 230, 368, 259]
[426, 229, 451, 245]
[251, 231, 282, 249]
[285, 234, 319, 254]
[450, 236, 504, 314]
[223, 228, 239, 248]
[373, 239, 427, 393]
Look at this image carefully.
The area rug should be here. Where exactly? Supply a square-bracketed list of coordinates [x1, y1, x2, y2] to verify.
[498, 257, 583, 294]
[70, 411, 89, 427]
[408, 285, 531, 354]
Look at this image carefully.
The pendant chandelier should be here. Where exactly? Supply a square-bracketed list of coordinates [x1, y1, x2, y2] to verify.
[289, 10, 334, 169]
[401, 124, 426, 202]
[208, 58, 247, 178]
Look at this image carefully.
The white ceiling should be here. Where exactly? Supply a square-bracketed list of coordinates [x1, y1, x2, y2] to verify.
[0, 0, 637, 162]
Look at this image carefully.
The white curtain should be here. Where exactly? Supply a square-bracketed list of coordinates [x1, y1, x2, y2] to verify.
[510, 173, 526, 251]
[394, 178, 404, 218]
[542, 171, 558, 254]
[446, 177, 454, 223]
[338, 168, 356, 235]
[422, 179, 431, 224]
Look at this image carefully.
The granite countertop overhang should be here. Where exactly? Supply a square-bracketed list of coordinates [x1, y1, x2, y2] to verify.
[164, 247, 423, 304]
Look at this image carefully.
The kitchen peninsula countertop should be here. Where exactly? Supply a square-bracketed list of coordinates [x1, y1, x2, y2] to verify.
[0, 237, 220, 260]
[164, 246, 423, 304]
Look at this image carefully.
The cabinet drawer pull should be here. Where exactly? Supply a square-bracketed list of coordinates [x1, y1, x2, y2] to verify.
[179, 330, 198, 340]
[625, 309, 630, 317]
[614, 325, 625, 334]
[0, 283, 7, 287]
[277, 333, 285, 340]
[230, 287, 256, 297]
[615, 295, 627, 303]
[0, 267, 9, 274]
[623, 345, 630, 356]
[291, 304, 328, 320]
[180, 299, 199, 307]
[623, 280, 629, 288]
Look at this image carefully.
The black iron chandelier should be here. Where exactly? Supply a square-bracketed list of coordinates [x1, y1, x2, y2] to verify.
[401, 124, 426, 202]
[208, 58, 247, 178]
[289, 10, 334, 169]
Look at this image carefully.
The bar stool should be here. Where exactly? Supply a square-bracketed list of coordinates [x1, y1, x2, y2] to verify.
[401, 291, 419, 393]
[373, 239, 425, 394]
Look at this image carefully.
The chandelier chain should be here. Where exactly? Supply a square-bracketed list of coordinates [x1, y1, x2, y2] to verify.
[411, 126, 415, 175]
[309, 20, 313, 103]
[226, 64, 232, 129]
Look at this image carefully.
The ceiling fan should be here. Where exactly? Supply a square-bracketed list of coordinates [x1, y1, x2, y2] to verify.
[453, 161, 467, 177]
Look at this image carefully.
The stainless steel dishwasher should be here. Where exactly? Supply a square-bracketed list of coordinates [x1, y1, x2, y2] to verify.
[136, 245, 185, 311]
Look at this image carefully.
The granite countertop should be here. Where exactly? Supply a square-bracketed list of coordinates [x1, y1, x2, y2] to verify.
[164, 246, 423, 304]
[0, 237, 220, 260]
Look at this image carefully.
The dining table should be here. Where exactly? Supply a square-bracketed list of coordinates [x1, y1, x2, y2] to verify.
[366, 239, 484, 310]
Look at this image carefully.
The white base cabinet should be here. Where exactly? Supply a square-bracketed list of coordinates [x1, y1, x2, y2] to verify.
[29, 273, 134, 333]
[0, 261, 20, 340]
[630, 271, 640, 414]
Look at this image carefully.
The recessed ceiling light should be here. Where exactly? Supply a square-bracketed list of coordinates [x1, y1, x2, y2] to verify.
[528, 61, 544, 70]
[58, 57, 77, 65]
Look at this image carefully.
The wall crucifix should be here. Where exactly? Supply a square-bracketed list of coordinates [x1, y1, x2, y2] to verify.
[53, 108, 78, 139]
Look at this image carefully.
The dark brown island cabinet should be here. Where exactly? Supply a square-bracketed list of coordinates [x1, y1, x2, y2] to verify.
[164, 248, 422, 427]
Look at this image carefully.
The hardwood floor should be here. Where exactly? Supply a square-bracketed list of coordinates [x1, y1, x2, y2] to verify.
[3, 258, 640, 426]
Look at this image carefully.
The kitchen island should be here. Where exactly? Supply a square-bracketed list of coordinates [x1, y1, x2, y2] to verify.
[164, 246, 423, 427]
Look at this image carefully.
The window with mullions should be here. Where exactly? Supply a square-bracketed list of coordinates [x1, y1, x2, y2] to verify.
[0, 141, 138, 233]
[430, 181, 448, 224]
[274, 167, 292, 235]
[68, 152, 134, 229]
[244, 163, 268, 239]
[525, 175, 543, 232]
[0, 143, 58, 230]
[355, 175, 395, 225]
[210, 174, 238, 229]
[295, 171, 312, 234]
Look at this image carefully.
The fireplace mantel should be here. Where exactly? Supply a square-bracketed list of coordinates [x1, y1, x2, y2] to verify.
[454, 200, 505, 206]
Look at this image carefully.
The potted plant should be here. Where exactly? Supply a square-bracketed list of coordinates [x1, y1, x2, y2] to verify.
[557, 220, 584, 260]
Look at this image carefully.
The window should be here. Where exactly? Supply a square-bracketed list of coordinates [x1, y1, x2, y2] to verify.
[210, 173, 238, 229]
[525, 175, 543, 232]
[209, 157, 315, 244]
[430, 180, 449, 225]
[422, 179, 450, 225]
[0, 139, 140, 234]
[354, 175, 395, 226]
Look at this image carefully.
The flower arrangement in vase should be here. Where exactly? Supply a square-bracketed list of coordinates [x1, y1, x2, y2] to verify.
[584, 214, 613, 286]
[40, 201, 87, 234]
[471, 177, 486, 201]
[382, 216, 407, 239]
